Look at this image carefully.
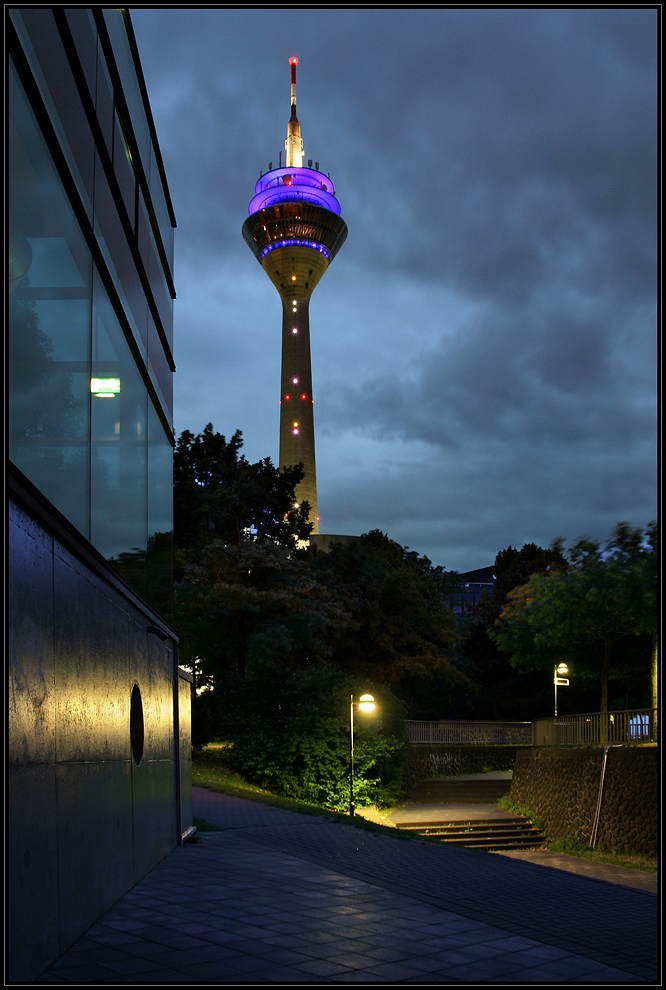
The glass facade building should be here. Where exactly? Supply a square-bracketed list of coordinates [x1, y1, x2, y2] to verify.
[8, 11, 190, 982]
[9, 8, 175, 618]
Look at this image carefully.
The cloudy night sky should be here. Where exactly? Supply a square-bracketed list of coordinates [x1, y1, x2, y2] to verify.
[131, 7, 657, 573]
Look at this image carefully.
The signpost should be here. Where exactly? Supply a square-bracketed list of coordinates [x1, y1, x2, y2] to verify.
[554, 663, 570, 717]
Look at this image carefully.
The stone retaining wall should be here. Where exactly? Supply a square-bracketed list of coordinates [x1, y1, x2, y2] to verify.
[510, 747, 658, 854]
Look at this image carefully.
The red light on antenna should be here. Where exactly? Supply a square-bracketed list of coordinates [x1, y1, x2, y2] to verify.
[289, 57, 298, 65]
[285, 394, 290, 400]
[301, 394, 307, 400]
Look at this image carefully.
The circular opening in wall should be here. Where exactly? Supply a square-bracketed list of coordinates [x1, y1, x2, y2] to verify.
[130, 684, 144, 766]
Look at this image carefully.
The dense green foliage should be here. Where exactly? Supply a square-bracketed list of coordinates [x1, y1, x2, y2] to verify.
[177, 537, 348, 680]
[196, 667, 406, 811]
[176, 423, 656, 809]
[415, 542, 568, 720]
[174, 428, 464, 703]
[174, 424, 312, 553]
[173, 427, 431, 807]
[491, 523, 658, 713]
[307, 531, 462, 710]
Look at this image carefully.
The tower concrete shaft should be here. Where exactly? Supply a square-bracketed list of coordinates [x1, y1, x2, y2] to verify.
[242, 58, 347, 535]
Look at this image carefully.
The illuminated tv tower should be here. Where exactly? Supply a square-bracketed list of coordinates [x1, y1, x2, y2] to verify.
[242, 57, 347, 535]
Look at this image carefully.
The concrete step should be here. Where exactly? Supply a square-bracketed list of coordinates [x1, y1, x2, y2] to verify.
[397, 817, 530, 831]
[396, 816, 546, 851]
[444, 837, 545, 850]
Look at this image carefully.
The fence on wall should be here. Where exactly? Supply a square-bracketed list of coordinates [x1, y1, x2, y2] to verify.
[406, 720, 532, 745]
[532, 708, 657, 746]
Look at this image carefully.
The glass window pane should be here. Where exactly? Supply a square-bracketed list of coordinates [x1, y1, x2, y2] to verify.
[11, 8, 95, 223]
[147, 311, 173, 424]
[95, 44, 114, 156]
[113, 107, 136, 227]
[148, 143, 174, 279]
[91, 268, 147, 597]
[93, 150, 147, 359]
[101, 9, 151, 168]
[8, 59, 92, 537]
[147, 402, 173, 621]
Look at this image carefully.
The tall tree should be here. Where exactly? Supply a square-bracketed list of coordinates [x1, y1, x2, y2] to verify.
[309, 530, 462, 710]
[482, 543, 567, 621]
[491, 523, 658, 716]
[451, 542, 567, 720]
[174, 424, 313, 554]
[176, 538, 349, 680]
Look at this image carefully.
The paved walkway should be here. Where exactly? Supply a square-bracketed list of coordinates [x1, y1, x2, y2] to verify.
[390, 801, 521, 823]
[39, 788, 659, 983]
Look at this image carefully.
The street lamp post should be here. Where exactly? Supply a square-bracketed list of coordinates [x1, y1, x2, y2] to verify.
[349, 694, 375, 817]
[554, 662, 569, 717]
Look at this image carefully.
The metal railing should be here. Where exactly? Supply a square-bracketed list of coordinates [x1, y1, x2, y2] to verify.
[532, 709, 657, 746]
[406, 720, 532, 745]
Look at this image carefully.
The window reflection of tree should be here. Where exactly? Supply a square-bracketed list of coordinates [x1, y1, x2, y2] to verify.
[8, 280, 92, 508]
[9, 85, 94, 528]
[108, 531, 173, 620]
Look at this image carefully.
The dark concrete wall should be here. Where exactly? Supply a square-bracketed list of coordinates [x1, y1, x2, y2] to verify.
[402, 745, 525, 792]
[8, 496, 188, 982]
[510, 747, 658, 854]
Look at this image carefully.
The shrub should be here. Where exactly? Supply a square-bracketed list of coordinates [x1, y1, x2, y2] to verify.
[206, 666, 406, 811]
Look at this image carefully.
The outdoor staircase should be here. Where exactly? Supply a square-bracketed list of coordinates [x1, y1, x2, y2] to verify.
[395, 775, 546, 850]
[407, 777, 512, 803]
[395, 816, 546, 851]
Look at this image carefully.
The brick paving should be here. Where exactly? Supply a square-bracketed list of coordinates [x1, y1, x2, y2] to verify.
[38, 788, 659, 983]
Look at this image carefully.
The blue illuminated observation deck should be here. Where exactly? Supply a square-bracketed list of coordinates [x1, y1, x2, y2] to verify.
[242, 165, 347, 263]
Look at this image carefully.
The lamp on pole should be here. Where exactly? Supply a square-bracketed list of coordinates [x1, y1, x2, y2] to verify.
[554, 662, 569, 717]
[350, 694, 375, 817]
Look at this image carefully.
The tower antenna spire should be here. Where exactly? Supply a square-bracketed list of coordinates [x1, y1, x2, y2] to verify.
[286, 56, 303, 167]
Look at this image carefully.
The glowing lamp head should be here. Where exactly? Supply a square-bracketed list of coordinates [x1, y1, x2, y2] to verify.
[359, 694, 375, 713]
[289, 56, 298, 66]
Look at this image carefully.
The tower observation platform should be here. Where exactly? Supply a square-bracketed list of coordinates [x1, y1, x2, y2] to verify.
[242, 57, 347, 536]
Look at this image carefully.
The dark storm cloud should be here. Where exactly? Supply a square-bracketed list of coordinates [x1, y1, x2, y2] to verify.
[137, 8, 656, 299]
[131, 7, 656, 569]
[326, 9, 656, 309]
[319, 287, 654, 445]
